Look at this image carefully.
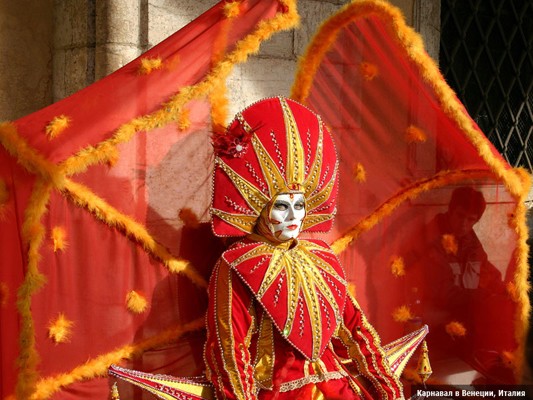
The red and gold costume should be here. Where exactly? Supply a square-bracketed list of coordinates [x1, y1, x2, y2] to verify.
[206, 97, 404, 399]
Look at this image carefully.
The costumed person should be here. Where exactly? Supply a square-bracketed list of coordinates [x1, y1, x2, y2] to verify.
[206, 96, 404, 399]
[405, 187, 512, 381]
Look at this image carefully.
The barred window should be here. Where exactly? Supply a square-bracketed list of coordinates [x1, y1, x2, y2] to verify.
[440, 0, 532, 170]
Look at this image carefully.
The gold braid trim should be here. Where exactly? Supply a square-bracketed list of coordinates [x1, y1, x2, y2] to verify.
[59, 0, 299, 178]
[0, 122, 65, 188]
[30, 317, 205, 400]
[290, 0, 525, 197]
[2, 2, 300, 399]
[507, 169, 531, 379]
[15, 178, 52, 399]
[215, 262, 247, 400]
[331, 169, 494, 254]
[62, 178, 207, 288]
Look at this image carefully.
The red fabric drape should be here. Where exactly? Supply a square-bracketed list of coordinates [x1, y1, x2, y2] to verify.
[0, 1, 294, 398]
[1, 0, 529, 398]
[292, 2, 527, 387]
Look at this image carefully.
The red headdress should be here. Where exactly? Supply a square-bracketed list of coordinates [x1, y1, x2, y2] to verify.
[211, 96, 338, 237]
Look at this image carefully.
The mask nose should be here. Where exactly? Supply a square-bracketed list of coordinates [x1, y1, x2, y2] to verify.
[287, 205, 296, 220]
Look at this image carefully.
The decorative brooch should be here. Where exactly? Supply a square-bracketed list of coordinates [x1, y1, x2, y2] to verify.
[212, 119, 254, 158]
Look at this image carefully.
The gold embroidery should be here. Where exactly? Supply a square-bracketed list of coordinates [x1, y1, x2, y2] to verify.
[215, 263, 247, 400]
[211, 208, 258, 233]
[302, 119, 324, 196]
[232, 240, 345, 360]
[280, 97, 306, 185]
[251, 134, 287, 196]
[278, 371, 348, 392]
[254, 316, 275, 389]
[215, 157, 268, 213]
[302, 213, 333, 231]
[215, 97, 337, 234]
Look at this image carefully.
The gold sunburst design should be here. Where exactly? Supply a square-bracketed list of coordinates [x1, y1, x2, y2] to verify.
[213, 97, 338, 234]
[229, 240, 347, 360]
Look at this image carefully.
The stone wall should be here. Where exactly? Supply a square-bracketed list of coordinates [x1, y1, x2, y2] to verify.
[0, 0, 441, 120]
[0, 1, 54, 120]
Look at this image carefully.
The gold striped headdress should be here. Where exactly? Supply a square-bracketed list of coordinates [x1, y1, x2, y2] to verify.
[211, 96, 338, 237]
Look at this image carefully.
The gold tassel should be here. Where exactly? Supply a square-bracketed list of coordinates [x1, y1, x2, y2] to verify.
[111, 382, 120, 400]
[416, 341, 432, 383]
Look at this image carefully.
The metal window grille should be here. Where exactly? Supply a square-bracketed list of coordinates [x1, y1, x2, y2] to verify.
[440, 0, 533, 170]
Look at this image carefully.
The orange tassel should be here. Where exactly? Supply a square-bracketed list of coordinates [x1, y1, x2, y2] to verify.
[390, 256, 405, 277]
[353, 162, 366, 182]
[223, 1, 241, 19]
[441, 234, 458, 255]
[126, 290, 148, 314]
[138, 57, 163, 75]
[48, 313, 74, 344]
[445, 321, 466, 338]
[392, 305, 413, 322]
[45, 115, 71, 139]
[51, 226, 68, 252]
[359, 61, 379, 81]
[405, 125, 427, 143]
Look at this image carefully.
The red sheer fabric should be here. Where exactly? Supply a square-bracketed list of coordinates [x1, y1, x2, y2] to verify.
[0, 1, 294, 398]
[1, 0, 529, 399]
[292, 2, 528, 388]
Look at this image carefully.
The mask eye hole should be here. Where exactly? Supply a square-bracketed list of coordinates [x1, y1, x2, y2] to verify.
[273, 201, 289, 211]
[294, 201, 305, 210]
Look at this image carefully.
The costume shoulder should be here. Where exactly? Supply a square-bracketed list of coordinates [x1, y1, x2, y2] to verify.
[220, 237, 347, 361]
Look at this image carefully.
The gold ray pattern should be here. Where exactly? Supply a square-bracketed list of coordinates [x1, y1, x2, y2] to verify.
[213, 97, 336, 234]
[230, 240, 346, 360]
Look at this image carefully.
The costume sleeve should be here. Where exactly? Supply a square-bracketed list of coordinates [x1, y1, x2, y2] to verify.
[336, 294, 404, 400]
[204, 259, 258, 400]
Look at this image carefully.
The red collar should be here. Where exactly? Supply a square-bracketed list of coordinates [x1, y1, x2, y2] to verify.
[223, 238, 347, 360]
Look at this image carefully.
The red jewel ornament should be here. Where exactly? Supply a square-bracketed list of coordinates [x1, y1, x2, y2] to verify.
[212, 120, 253, 158]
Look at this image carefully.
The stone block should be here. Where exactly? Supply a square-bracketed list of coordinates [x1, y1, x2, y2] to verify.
[294, 0, 344, 57]
[53, 47, 90, 101]
[227, 58, 296, 117]
[95, 43, 142, 78]
[95, 0, 141, 45]
[0, 1, 53, 119]
[54, 0, 94, 48]
[257, 30, 294, 60]
[147, 0, 218, 47]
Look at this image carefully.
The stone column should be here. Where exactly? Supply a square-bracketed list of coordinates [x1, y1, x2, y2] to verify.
[413, 0, 441, 62]
[0, 1, 53, 120]
[94, 0, 143, 79]
[53, 0, 96, 101]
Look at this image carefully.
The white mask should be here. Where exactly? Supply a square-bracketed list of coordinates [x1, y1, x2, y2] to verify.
[268, 193, 306, 241]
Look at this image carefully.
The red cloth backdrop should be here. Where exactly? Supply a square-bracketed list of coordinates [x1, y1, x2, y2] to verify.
[0, 1, 298, 399]
[292, 0, 529, 389]
[0, 0, 530, 399]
